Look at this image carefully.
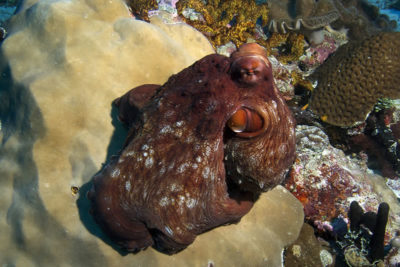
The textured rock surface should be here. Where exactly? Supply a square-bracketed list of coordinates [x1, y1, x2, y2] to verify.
[285, 125, 400, 246]
[309, 32, 400, 127]
[0, 0, 304, 265]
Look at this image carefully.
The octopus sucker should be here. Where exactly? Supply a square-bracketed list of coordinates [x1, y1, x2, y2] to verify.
[89, 43, 296, 254]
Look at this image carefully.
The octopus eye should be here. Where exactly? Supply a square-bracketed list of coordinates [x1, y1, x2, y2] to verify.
[239, 68, 261, 79]
[227, 107, 264, 137]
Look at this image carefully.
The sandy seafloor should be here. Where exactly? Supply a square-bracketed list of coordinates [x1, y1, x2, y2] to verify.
[0, 0, 400, 266]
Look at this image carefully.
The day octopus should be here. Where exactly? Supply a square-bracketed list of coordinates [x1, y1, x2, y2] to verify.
[88, 43, 296, 254]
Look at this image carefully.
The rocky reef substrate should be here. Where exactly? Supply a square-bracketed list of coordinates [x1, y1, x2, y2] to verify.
[0, 0, 305, 265]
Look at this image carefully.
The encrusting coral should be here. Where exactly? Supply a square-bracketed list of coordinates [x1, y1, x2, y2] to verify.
[264, 32, 306, 63]
[176, 0, 269, 48]
[308, 32, 400, 127]
[125, 0, 158, 21]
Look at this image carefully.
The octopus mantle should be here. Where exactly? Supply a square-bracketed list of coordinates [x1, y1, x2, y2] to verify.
[88, 44, 296, 254]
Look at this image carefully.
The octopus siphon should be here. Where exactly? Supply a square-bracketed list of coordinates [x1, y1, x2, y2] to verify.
[88, 43, 296, 254]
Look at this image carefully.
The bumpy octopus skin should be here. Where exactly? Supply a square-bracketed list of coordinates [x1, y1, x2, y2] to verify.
[88, 44, 296, 254]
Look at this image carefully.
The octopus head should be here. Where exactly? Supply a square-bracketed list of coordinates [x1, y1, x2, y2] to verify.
[230, 43, 271, 86]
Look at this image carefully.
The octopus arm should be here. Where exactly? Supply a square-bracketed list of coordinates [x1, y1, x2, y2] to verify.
[113, 84, 160, 127]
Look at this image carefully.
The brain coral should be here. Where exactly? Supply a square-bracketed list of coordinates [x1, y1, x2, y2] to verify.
[309, 32, 400, 127]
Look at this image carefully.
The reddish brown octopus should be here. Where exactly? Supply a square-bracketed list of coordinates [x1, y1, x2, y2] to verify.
[88, 43, 296, 254]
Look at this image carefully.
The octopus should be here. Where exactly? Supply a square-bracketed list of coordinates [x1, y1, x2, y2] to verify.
[88, 43, 296, 254]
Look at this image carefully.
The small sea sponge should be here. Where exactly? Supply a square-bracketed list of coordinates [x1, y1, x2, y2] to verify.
[309, 32, 400, 127]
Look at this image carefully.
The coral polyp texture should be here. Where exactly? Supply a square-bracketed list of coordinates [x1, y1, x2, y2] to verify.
[125, 0, 158, 20]
[88, 43, 296, 254]
[286, 126, 390, 227]
[264, 32, 306, 63]
[267, 0, 397, 39]
[287, 125, 400, 264]
[309, 32, 400, 127]
[176, 0, 269, 48]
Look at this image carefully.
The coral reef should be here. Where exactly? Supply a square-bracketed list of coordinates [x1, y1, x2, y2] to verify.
[267, 0, 397, 39]
[285, 124, 400, 265]
[295, 125, 330, 151]
[285, 125, 400, 233]
[0, 0, 305, 264]
[176, 0, 269, 48]
[309, 98, 400, 179]
[1, 0, 399, 265]
[334, 201, 389, 266]
[286, 125, 376, 224]
[308, 32, 400, 127]
[268, 0, 341, 33]
[350, 132, 399, 179]
[362, 104, 400, 176]
[299, 28, 348, 69]
[331, 0, 398, 40]
[125, 0, 158, 21]
[89, 43, 296, 254]
[265, 28, 347, 107]
[322, 100, 400, 178]
[265, 34, 316, 102]
[265, 32, 306, 63]
[268, 55, 299, 100]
